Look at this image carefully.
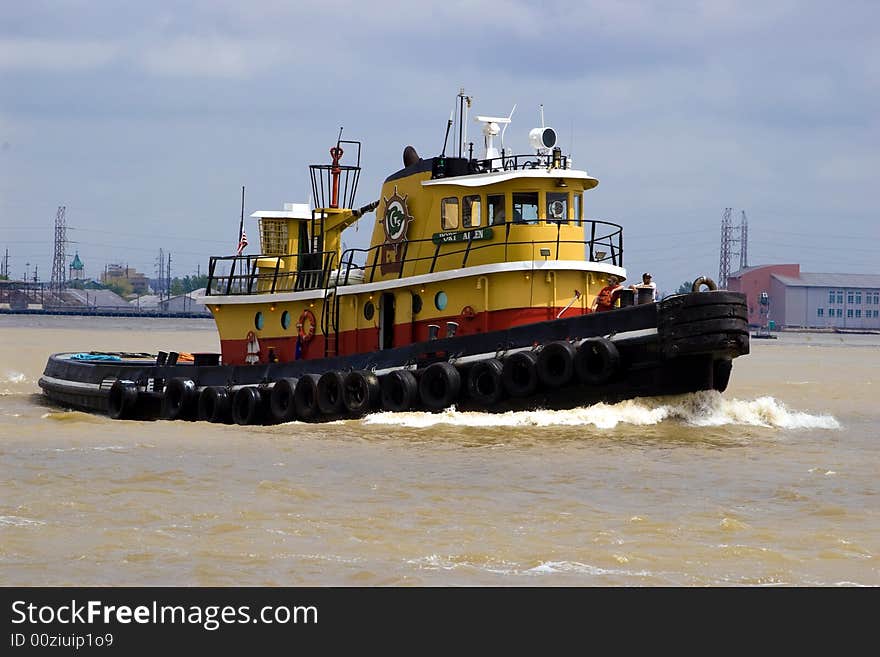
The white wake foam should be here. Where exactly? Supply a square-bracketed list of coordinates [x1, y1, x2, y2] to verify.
[3, 372, 26, 384]
[362, 391, 840, 430]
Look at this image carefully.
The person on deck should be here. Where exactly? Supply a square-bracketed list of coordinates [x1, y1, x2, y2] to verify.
[632, 272, 658, 303]
[592, 279, 624, 312]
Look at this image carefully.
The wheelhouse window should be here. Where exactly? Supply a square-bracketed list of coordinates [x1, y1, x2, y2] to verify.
[441, 197, 459, 230]
[512, 192, 539, 224]
[546, 192, 569, 223]
[462, 195, 482, 228]
[487, 194, 506, 225]
[574, 192, 583, 227]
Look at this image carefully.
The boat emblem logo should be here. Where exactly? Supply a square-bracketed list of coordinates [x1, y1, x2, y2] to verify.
[381, 186, 412, 244]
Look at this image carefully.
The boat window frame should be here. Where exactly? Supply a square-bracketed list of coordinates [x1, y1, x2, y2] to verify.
[546, 191, 570, 224]
[574, 192, 583, 227]
[462, 194, 482, 228]
[487, 194, 506, 226]
[512, 191, 540, 224]
[441, 196, 460, 230]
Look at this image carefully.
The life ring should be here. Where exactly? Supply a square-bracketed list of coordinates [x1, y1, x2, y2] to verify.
[461, 305, 476, 320]
[691, 276, 718, 292]
[297, 309, 317, 343]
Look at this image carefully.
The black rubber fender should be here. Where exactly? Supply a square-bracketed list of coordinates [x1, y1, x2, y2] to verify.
[536, 341, 576, 388]
[293, 374, 321, 421]
[574, 337, 620, 385]
[380, 369, 418, 412]
[198, 386, 231, 423]
[501, 351, 539, 397]
[418, 362, 461, 411]
[343, 370, 381, 417]
[107, 380, 138, 420]
[466, 358, 504, 406]
[317, 370, 346, 415]
[269, 377, 299, 423]
[232, 386, 265, 426]
[162, 377, 198, 420]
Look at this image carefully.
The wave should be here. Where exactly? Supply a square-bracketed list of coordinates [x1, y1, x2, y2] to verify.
[3, 372, 26, 384]
[362, 390, 840, 430]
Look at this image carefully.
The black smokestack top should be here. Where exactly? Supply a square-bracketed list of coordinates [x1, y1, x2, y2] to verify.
[403, 145, 420, 167]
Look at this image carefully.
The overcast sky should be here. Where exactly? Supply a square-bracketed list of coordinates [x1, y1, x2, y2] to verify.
[1, 0, 877, 293]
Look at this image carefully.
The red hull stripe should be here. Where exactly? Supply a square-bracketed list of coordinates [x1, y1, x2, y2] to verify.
[220, 306, 588, 365]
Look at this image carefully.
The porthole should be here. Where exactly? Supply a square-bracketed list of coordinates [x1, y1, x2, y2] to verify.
[254, 311, 264, 330]
[434, 291, 448, 311]
[412, 294, 423, 314]
[364, 301, 375, 320]
[281, 310, 291, 330]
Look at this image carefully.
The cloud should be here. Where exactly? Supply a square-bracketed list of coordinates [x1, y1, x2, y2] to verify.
[137, 35, 289, 78]
[0, 38, 120, 72]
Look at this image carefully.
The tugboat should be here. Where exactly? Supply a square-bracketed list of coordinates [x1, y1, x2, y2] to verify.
[39, 91, 750, 424]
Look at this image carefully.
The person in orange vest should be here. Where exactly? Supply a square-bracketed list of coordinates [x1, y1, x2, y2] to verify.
[592, 279, 624, 312]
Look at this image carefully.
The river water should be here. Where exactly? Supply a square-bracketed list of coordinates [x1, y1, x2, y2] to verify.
[1, 315, 877, 586]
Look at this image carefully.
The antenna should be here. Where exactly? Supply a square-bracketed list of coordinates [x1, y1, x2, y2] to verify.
[540, 104, 545, 129]
[500, 104, 516, 151]
[441, 108, 454, 157]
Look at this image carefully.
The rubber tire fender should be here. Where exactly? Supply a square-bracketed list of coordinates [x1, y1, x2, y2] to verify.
[293, 374, 321, 421]
[418, 362, 462, 411]
[343, 370, 381, 417]
[380, 369, 418, 412]
[163, 377, 198, 420]
[536, 341, 576, 388]
[198, 386, 231, 423]
[501, 351, 539, 397]
[466, 358, 504, 406]
[574, 337, 620, 385]
[317, 370, 346, 415]
[108, 380, 138, 420]
[232, 386, 265, 425]
[269, 377, 299, 423]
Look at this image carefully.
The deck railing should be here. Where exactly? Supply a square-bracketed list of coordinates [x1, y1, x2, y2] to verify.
[205, 218, 623, 296]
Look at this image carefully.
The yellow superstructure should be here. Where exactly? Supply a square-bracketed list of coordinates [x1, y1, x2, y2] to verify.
[203, 98, 628, 366]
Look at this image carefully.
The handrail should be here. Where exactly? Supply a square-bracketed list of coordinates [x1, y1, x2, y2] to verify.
[205, 218, 623, 297]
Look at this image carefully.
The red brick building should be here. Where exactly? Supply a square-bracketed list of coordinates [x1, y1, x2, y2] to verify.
[725, 264, 800, 327]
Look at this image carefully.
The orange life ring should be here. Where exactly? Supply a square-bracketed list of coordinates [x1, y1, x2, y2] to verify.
[461, 305, 476, 320]
[297, 309, 317, 343]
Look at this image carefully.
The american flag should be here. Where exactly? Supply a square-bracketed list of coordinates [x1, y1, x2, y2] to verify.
[236, 229, 248, 256]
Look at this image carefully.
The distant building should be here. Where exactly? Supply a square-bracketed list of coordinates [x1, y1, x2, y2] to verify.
[727, 265, 880, 330]
[69, 252, 84, 281]
[101, 264, 150, 295]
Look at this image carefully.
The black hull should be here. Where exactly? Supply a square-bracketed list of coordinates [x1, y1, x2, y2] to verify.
[39, 290, 749, 422]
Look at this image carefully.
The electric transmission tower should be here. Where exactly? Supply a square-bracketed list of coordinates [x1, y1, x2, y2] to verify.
[50, 206, 67, 292]
[718, 208, 748, 288]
